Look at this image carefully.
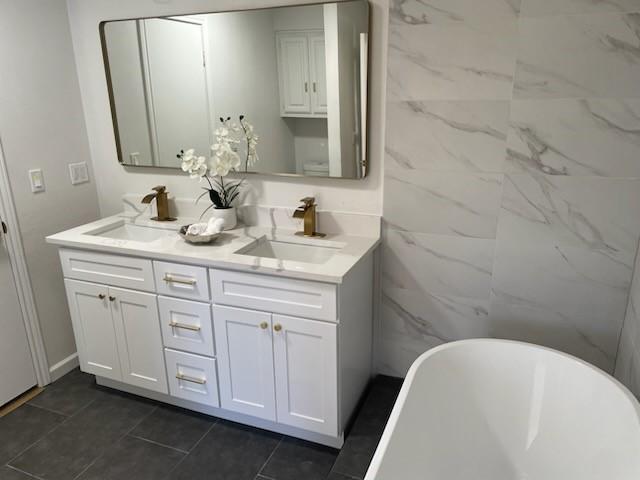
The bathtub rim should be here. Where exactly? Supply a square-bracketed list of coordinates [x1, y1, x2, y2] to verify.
[364, 338, 640, 480]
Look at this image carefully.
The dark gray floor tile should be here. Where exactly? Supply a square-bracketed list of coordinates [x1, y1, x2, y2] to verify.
[130, 405, 214, 452]
[0, 466, 36, 480]
[28, 369, 105, 416]
[167, 420, 281, 480]
[327, 472, 359, 480]
[260, 437, 338, 480]
[331, 376, 402, 479]
[76, 434, 184, 480]
[0, 404, 65, 465]
[9, 394, 155, 480]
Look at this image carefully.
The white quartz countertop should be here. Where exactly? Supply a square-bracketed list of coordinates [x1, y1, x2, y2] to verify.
[46, 214, 380, 284]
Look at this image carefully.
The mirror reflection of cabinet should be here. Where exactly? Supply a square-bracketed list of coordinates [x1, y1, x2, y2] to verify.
[276, 31, 327, 118]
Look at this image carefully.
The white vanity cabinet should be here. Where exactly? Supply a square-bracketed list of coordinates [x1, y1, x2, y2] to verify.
[276, 31, 327, 117]
[58, 246, 373, 448]
[64, 279, 167, 394]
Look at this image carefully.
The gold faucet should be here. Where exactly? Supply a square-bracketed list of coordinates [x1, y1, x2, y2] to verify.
[293, 197, 325, 237]
[141, 186, 176, 221]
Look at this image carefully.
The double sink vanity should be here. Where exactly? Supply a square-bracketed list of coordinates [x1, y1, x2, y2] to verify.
[46, 207, 379, 448]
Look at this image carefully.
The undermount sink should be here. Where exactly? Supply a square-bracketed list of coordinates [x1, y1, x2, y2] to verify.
[86, 221, 175, 243]
[236, 236, 342, 264]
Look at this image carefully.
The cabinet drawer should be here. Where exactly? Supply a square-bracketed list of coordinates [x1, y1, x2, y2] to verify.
[165, 349, 219, 407]
[154, 261, 209, 301]
[210, 269, 337, 322]
[159, 296, 214, 357]
[60, 249, 154, 292]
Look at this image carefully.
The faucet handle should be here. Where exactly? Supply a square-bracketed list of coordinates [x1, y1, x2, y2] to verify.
[152, 185, 166, 193]
[299, 197, 315, 208]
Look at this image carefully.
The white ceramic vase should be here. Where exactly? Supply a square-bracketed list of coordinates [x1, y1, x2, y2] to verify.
[211, 206, 237, 230]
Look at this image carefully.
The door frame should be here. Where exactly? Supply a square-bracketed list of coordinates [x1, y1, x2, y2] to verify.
[0, 139, 50, 386]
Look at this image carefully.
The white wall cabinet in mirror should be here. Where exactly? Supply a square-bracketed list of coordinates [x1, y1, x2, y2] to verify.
[100, 0, 369, 179]
[277, 31, 327, 118]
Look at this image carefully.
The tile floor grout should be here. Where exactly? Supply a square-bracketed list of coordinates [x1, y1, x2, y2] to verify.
[256, 436, 284, 478]
[5, 463, 45, 480]
[127, 433, 191, 454]
[161, 419, 218, 479]
[70, 404, 159, 480]
[23, 401, 72, 418]
[5, 395, 101, 469]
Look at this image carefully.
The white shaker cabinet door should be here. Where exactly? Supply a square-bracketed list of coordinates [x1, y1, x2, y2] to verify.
[277, 32, 311, 115]
[213, 305, 276, 421]
[273, 314, 338, 436]
[309, 32, 327, 115]
[110, 287, 168, 394]
[64, 279, 122, 382]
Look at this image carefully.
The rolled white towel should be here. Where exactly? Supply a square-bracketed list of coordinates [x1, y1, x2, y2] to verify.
[187, 223, 208, 236]
[205, 217, 225, 235]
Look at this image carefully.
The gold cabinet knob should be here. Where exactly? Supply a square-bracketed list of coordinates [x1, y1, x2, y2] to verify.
[260, 322, 268, 330]
[273, 324, 282, 332]
[98, 294, 106, 300]
[109, 296, 116, 302]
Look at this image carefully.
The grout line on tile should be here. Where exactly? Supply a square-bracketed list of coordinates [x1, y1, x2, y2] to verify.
[162, 419, 218, 478]
[24, 401, 71, 418]
[127, 434, 190, 454]
[256, 437, 283, 477]
[4, 464, 45, 480]
[71, 405, 159, 480]
[6, 396, 101, 469]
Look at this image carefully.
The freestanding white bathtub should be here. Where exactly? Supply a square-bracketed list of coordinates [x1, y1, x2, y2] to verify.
[365, 339, 640, 480]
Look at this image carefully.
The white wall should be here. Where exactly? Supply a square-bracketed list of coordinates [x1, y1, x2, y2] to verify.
[0, 0, 100, 368]
[66, 0, 386, 217]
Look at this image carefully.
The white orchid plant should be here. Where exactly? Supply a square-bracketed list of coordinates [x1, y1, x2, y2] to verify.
[178, 115, 259, 217]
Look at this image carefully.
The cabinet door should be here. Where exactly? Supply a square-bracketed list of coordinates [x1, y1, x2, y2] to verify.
[273, 314, 338, 436]
[277, 33, 311, 115]
[213, 305, 276, 421]
[110, 287, 168, 394]
[64, 279, 122, 381]
[309, 33, 327, 115]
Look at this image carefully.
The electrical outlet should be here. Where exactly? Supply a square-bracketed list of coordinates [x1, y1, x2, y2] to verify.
[28, 169, 45, 193]
[68, 162, 89, 185]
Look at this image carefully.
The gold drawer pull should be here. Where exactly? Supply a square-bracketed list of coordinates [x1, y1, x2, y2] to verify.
[163, 274, 196, 286]
[176, 373, 206, 385]
[274, 324, 282, 332]
[169, 321, 201, 332]
[98, 294, 106, 299]
[260, 322, 268, 330]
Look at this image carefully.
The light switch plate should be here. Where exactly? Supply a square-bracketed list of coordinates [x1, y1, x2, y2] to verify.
[28, 169, 45, 193]
[68, 162, 89, 185]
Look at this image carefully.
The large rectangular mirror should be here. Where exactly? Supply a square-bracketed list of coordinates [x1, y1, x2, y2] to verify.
[100, 1, 369, 179]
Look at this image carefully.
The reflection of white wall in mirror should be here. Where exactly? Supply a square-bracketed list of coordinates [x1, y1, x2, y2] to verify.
[104, 21, 154, 166]
[324, 2, 368, 179]
[205, 11, 295, 174]
[288, 118, 329, 175]
[144, 18, 211, 167]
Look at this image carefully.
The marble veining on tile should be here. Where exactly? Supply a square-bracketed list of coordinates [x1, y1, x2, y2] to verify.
[497, 173, 640, 265]
[382, 228, 495, 299]
[506, 99, 640, 177]
[514, 14, 640, 99]
[389, 0, 521, 25]
[387, 17, 518, 101]
[490, 240, 633, 371]
[384, 169, 503, 238]
[386, 100, 509, 172]
[521, 0, 640, 17]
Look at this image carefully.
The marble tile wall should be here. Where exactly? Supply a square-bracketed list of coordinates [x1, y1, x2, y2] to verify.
[381, 0, 640, 382]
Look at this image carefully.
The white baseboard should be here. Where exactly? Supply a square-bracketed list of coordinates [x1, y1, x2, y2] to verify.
[48, 353, 79, 382]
